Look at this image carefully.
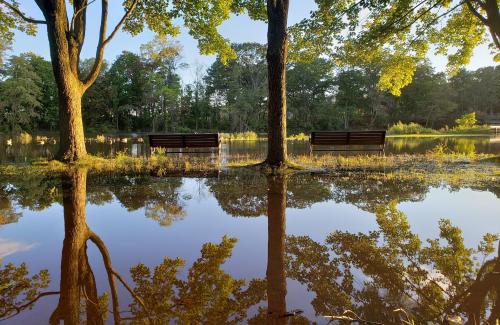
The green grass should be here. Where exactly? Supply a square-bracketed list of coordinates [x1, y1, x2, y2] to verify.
[386, 133, 490, 138]
[0, 146, 498, 178]
[387, 121, 491, 136]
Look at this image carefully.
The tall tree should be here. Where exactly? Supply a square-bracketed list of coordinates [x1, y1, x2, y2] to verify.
[0, 0, 243, 161]
[205, 43, 268, 131]
[266, 0, 289, 167]
[0, 54, 42, 132]
[140, 35, 184, 132]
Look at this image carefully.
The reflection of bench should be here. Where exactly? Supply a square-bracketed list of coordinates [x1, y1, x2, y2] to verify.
[148, 133, 221, 155]
[310, 131, 386, 154]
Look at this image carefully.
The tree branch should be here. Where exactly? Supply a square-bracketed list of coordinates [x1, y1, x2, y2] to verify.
[0, 0, 46, 24]
[489, 26, 500, 48]
[103, 0, 139, 47]
[88, 230, 121, 325]
[465, 0, 488, 24]
[409, 0, 467, 47]
[0, 291, 60, 321]
[82, 0, 139, 89]
[71, 0, 96, 32]
[88, 230, 152, 324]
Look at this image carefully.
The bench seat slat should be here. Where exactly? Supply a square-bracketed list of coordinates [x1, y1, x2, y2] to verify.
[310, 130, 386, 152]
[149, 133, 220, 150]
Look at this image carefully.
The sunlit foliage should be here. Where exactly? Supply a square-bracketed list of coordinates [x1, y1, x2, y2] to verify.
[129, 236, 266, 324]
[290, 0, 500, 95]
[286, 201, 500, 323]
[0, 262, 50, 320]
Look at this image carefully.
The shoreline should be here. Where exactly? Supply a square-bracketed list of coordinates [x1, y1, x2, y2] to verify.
[0, 152, 497, 177]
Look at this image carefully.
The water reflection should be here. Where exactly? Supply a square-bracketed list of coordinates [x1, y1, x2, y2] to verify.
[286, 201, 500, 323]
[0, 170, 498, 323]
[266, 176, 288, 325]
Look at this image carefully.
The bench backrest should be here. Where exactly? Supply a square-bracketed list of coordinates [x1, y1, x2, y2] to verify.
[310, 131, 386, 146]
[149, 133, 220, 148]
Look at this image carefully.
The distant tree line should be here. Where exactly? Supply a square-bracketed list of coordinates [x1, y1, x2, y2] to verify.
[0, 41, 498, 134]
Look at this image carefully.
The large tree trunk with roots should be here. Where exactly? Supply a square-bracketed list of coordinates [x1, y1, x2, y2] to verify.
[266, 0, 289, 167]
[50, 169, 102, 325]
[266, 175, 287, 325]
[50, 168, 149, 324]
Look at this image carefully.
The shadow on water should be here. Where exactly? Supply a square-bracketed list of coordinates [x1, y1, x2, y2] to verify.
[0, 170, 499, 323]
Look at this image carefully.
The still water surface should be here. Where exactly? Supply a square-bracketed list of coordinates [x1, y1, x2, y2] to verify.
[0, 134, 499, 162]
[1, 170, 499, 323]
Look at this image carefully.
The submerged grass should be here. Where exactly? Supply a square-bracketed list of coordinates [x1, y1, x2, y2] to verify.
[0, 148, 497, 180]
[3, 152, 221, 177]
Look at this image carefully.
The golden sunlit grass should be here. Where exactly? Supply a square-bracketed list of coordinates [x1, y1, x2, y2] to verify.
[220, 131, 262, 141]
[227, 151, 498, 171]
[17, 132, 33, 144]
[4, 152, 221, 177]
[0, 149, 497, 179]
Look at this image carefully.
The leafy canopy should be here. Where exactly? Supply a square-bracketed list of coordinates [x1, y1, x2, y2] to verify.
[290, 0, 500, 95]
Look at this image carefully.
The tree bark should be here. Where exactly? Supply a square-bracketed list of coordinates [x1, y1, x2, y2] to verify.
[57, 85, 86, 161]
[266, 0, 289, 167]
[266, 175, 287, 325]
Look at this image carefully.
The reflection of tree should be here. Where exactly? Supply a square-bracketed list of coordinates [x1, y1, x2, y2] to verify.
[50, 168, 140, 325]
[207, 171, 333, 217]
[0, 172, 188, 227]
[207, 170, 434, 217]
[0, 263, 53, 320]
[88, 174, 187, 227]
[247, 175, 310, 324]
[208, 171, 268, 217]
[266, 175, 287, 325]
[328, 174, 429, 213]
[1, 169, 265, 323]
[128, 236, 266, 324]
[286, 201, 500, 323]
[0, 173, 61, 211]
[0, 195, 21, 225]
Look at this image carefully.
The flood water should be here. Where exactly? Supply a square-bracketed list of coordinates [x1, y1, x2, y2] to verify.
[1, 169, 499, 323]
[0, 133, 499, 163]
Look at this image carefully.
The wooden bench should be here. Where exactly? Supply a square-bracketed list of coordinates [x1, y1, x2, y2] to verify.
[310, 130, 386, 154]
[148, 133, 221, 155]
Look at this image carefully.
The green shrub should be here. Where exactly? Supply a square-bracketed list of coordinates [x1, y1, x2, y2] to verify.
[387, 122, 439, 135]
[449, 125, 490, 134]
[288, 132, 309, 141]
[221, 131, 260, 141]
[176, 126, 192, 133]
[454, 112, 477, 129]
[450, 112, 489, 134]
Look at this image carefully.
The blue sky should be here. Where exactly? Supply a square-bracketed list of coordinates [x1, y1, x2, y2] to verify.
[10, 1, 498, 84]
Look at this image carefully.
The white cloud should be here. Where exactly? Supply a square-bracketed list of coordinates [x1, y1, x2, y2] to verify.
[0, 237, 36, 258]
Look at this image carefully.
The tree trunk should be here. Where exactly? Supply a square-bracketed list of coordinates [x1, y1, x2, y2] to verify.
[50, 169, 90, 325]
[37, 1, 88, 162]
[50, 169, 105, 325]
[266, 0, 289, 167]
[266, 175, 287, 325]
[57, 86, 87, 161]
